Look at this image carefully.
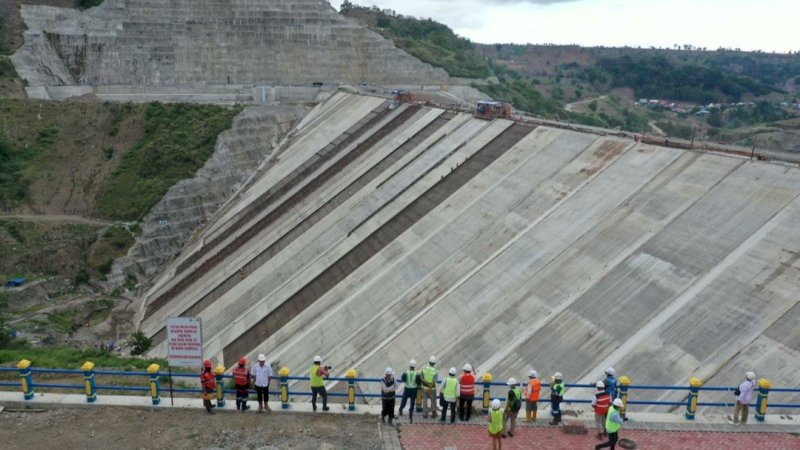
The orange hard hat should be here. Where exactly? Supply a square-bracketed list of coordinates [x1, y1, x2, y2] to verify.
[203, 359, 212, 369]
[239, 357, 247, 366]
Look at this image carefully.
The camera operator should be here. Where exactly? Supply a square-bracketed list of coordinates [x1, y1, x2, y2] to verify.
[310, 355, 331, 411]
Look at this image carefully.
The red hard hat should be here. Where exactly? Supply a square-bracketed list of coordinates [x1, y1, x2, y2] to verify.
[239, 357, 247, 366]
[203, 359, 212, 368]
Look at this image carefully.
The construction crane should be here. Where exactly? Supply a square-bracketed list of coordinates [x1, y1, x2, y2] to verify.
[474, 100, 512, 120]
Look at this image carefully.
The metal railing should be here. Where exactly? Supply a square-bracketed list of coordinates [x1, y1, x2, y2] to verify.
[2, 361, 799, 422]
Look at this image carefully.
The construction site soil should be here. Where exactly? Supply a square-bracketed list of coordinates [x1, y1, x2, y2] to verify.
[0, 406, 382, 450]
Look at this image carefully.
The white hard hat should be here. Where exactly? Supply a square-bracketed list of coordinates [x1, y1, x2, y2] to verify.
[596, 381, 605, 389]
[605, 367, 616, 376]
[612, 398, 623, 408]
[491, 399, 501, 409]
[257, 353, 266, 362]
[507, 377, 517, 386]
[313, 355, 322, 363]
[409, 359, 417, 368]
[554, 372, 563, 380]
[529, 370, 538, 378]
[429, 356, 437, 364]
[449, 367, 457, 375]
[746, 371, 756, 380]
[385, 367, 394, 375]
[463, 363, 472, 372]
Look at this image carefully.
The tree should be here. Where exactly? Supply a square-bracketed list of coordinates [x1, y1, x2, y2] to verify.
[129, 331, 152, 356]
[339, 0, 353, 13]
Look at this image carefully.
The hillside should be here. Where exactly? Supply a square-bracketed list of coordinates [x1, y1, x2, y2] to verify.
[341, 5, 799, 151]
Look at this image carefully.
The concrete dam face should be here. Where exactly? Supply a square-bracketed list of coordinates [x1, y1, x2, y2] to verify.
[139, 93, 800, 408]
[12, 0, 449, 89]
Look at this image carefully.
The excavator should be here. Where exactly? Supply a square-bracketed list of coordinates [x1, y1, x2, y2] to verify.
[474, 101, 512, 120]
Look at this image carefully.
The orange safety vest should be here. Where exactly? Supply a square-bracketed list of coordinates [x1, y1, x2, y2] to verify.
[460, 373, 475, 396]
[201, 371, 216, 390]
[233, 366, 249, 385]
[526, 378, 541, 401]
[594, 392, 612, 415]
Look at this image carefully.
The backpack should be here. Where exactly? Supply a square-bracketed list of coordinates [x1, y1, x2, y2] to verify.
[510, 389, 521, 411]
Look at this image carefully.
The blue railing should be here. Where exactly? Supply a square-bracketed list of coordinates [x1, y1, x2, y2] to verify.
[2, 364, 799, 421]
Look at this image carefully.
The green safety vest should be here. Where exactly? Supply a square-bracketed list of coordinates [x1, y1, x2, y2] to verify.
[422, 365, 437, 387]
[605, 405, 621, 433]
[552, 381, 565, 397]
[309, 364, 324, 388]
[489, 408, 504, 434]
[443, 376, 458, 398]
[405, 370, 418, 388]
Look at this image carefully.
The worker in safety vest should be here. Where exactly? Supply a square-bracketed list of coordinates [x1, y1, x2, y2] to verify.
[595, 398, 624, 450]
[523, 369, 540, 422]
[440, 367, 459, 423]
[591, 380, 612, 439]
[309, 355, 330, 412]
[232, 356, 253, 411]
[398, 359, 420, 423]
[421, 356, 439, 418]
[503, 378, 522, 437]
[487, 398, 504, 450]
[549, 372, 566, 426]
[458, 363, 476, 421]
[200, 359, 216, 414]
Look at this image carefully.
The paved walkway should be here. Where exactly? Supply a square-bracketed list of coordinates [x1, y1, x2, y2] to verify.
[398, 423, 800, 450]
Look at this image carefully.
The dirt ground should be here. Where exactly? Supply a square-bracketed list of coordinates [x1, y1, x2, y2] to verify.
[0, 406, 383, 450]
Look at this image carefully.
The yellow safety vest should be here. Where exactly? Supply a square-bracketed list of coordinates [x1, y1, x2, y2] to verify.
[489, 408, 504, 434]
[309, 364, 324, 388]
[605, 405, 621, 433]
[405, 369, 418, 388]
[443, 376, 458, 398]
[422, 365, 437, 387]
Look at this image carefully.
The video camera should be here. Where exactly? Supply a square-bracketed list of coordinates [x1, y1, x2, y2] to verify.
[324, 365, 333, 370]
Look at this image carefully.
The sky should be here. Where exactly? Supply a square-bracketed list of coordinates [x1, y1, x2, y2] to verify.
[338, 0, 798, 53]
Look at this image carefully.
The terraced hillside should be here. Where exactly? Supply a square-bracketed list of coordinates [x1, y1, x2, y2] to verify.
[139, 92, 800, 411]
[11, 0, 448, 97]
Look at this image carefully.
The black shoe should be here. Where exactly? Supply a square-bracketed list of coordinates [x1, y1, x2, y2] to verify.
[322, 406, 330, 411]
[242, 405, 250, 411]
[508, 431, 514, 437]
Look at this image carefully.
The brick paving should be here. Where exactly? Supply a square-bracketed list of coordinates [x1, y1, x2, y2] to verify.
[398, 423, 800, 450]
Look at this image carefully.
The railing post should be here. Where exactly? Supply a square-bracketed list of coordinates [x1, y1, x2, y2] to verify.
[81, 361, 97, 403]
[685, 377, 702, 420]
[17, 359, 34, 400]
[280, 367, 290, 410]
[482, 373, 492, 416]
[347, 368, 357, 411]
[147, 364, 161, 405]
[755, 378, 771, 422]
[214, 364, 225, 407]
[618, 375, 630, 417]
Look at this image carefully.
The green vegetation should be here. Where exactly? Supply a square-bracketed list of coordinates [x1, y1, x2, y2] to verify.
[129, 331, 152, 356]
[78, 0, 105, 9]
[594, 54, 777, 103]
[654, 120, 694, 139]
[97, 102, 242, 221]
[477, 78, 561, 117]
[0, 345, 166, 370]
[341, 5, 490, 78]
[0, 127, 60, 209]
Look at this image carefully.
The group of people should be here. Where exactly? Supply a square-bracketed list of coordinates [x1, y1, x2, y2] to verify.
[201, 356, 759, 450]
[199, 354, 275, 414]
[199, 354, 332, 414]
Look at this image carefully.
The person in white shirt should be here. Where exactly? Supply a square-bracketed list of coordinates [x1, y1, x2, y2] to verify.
[733, 371, 757, 424]
[252, 353, 274, 412]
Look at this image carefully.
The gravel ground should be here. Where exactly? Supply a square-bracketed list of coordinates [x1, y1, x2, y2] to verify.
[0, 406, 382, 450]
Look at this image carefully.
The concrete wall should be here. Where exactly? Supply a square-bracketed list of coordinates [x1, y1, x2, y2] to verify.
[13, 0, 449, 92]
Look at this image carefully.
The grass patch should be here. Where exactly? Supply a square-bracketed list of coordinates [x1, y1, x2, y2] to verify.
[476, 78, 562, 117]
[96, 102, 242, 221]
[0, 345, 166, 370]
